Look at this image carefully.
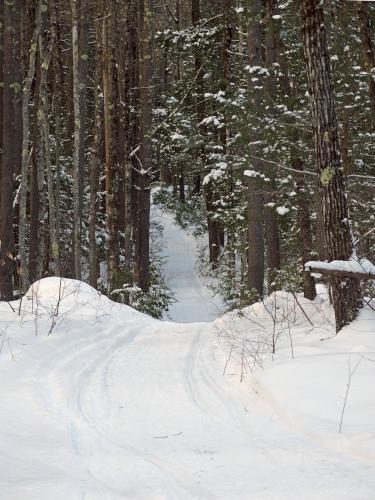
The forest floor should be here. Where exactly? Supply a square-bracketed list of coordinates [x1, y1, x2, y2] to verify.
[0, 210, 374, 500]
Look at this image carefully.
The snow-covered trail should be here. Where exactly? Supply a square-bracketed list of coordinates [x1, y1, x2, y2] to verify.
[153, 206, 225, 322]
[1, 305, 374, 500]
[1, 211, 374, 499]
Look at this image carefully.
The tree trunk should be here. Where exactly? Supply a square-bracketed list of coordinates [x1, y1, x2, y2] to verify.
[0, 2, 3, 207]
[246, 0, 265, 300]
[19, 1, 42, 291]
[39, 0, 59, 276]
[29, 61, 41, 285]
[279, 38, 317, 301]
[134, 0, 152, 292]
[102, 1, 120, 291]
[358, 3, 375, 131]
[292, 154, 316, 301]
[122, 0, 135, 275]
[128, 0, 140, 282]
[0, 0, 20, 300]
[52, 22, 64, 273]
[264, 0, 281, 292]
[300, 0, 361, 332]
[88, 11, 103, 289]
[70, 0, 87, 280]
[191, 0, 202, 195]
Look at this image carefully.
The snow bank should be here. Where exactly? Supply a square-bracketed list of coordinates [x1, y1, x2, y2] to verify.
[215, 291, 375, 460]
[2, 277, 153, 342]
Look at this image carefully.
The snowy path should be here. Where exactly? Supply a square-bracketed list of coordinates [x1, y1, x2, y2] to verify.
[1, 300, 374, 500]
[153, 206, 225, 322]
[0, 212, 374, 499]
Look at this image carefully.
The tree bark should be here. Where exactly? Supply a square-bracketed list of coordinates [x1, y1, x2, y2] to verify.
[300, 0, 361, 332]
[264, 0, 281, 292]
[39, 0, 59, 276]
[279, 39, 317, 301]
[293, 154, 317, 300]
[88, 8, 103, 289]
[70, 0, 88, 280]
[134, 0, 152, 292]
[246, 0, 265, 300]
[0, 0, 20, 300]
[102, 1, 120, 291]
[191, 0, 202, 196]
[358, 3, 375, 131]
[29, 59, 42, 285]
[19, 1, 42, 290]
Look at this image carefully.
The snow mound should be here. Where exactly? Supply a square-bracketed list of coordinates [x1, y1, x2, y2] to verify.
[21, 277, 116, 319]
[19, 277, 153, 336]
[215, 291, 375, 460]
[26, 277, 103, 302]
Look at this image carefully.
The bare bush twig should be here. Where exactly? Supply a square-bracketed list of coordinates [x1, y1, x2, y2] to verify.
[339, 356, 363, 433]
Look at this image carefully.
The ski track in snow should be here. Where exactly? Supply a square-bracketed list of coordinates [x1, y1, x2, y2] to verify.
[1, 211, 375, 499]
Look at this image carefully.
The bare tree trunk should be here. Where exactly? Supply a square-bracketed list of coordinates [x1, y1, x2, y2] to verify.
[264, 0, 281, 292]
[29, 62, 41, 285]
[300, 0, 361, 332]
[36, 52, 47, 280]
[122, 0, 136, 275]
[13, 2, 22, 186]
[0, 0, 20, 300]
[70, 0, 84, 279]
[88, 82, 102, 288]
[78, 0, 89, 265]
[88, 11, 103, 288]
[279, 38, 317, 301]
[0, 2, 3, 212]
[292, 154, 317, 300]
[52, 23, 64, 272]
[19, 2, 42, 291]
[128, 0, 140, 281]
[134, 0, 152, 292]
[246, 0, 265, 300]
[358, 3, 375, 131]
[191, 0, 202, 196]
[102, 1, 120, 290]
[39, 0, 59, 276]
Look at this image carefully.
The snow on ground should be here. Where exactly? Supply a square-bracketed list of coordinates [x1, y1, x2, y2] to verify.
[0, 221, 374, 499]
[0, 279, 374, 500]
[152, 205, 226, 322]
[215, 289, 375, 463]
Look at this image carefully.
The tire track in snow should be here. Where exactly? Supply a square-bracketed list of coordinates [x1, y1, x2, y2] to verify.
[33, 320, 153, 499]
[66, 323, 214, 500]
[183, 325, 262, 440]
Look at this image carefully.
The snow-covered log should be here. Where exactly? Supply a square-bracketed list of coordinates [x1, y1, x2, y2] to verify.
[305, 258, 375, 280]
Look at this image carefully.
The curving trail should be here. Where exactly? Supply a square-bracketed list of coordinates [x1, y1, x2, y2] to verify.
[9, 316, 372, 500]
[0, 213, 374, 499]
